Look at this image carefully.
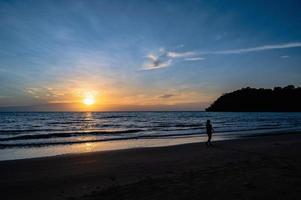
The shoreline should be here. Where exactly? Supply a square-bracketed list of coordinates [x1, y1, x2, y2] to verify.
[0, 132, 301, 199]
[1, 129, 301, 161]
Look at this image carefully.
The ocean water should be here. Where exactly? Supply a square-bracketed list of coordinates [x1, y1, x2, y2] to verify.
[1, 111, 301, 160]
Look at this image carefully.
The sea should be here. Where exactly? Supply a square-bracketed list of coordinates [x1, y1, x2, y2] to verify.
[1, 111, 301, 161]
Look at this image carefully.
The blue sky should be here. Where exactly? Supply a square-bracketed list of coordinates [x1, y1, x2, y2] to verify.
[0, 0, 301, 110]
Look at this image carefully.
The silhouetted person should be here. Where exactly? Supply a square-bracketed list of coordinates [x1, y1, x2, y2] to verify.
[206, 120, 214, 146]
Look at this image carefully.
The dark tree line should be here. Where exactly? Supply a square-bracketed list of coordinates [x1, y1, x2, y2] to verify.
[206, 85, 301, 112]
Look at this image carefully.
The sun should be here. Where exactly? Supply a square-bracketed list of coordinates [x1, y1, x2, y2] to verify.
[83, 95, 95, 106]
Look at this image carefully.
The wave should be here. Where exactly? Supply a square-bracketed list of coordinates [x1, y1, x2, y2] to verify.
[1, 127, 300, 148]
[0, 132, 204, 148]
[0, 129, 58, 133]
[153, 124, 202, 128]
[46, 121, 89, 125]
[0, 129, 144, 141]
[0, 125, 296, 142]
[99, 115, 135, 119]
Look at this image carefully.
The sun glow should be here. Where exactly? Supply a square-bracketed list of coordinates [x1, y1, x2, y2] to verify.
[83, 95, 96, 106]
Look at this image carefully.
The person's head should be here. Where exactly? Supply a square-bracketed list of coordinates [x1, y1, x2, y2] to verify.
[207, 120, 211, 124]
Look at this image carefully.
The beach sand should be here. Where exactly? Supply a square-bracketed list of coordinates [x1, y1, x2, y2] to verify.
[0, 133, 301, 200]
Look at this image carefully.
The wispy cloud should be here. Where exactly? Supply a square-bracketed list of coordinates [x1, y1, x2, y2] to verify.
[142, 42, 301, 70]
[142, 53, 173, 70]
[184, 57, 205, 61]
[142, 49, 202, 70]
[158, 93, 175, 99]
[208, 42, 301, 55]
[166, 51, 197, 58]
[281, 55, 290, 59]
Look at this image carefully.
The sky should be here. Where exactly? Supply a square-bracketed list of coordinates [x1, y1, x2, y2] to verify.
[0, 0, 301, 111]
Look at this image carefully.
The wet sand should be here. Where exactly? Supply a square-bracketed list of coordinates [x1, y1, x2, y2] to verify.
[0, 133, 301, 200]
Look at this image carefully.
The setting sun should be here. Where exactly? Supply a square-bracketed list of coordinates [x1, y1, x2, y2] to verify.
[83, 95, 95, 106]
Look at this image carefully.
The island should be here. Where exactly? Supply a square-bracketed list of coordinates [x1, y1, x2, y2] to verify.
[206, 85, 301, 112]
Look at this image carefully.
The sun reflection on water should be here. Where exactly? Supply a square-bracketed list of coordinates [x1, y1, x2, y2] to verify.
[84, 142, 93, 152]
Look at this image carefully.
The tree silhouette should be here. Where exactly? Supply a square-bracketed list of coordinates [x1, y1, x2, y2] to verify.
[206, 85, 301, 112]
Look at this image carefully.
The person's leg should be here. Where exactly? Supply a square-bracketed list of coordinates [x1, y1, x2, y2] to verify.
[206, 133, 210, 146]
[208, 133, 212, 146]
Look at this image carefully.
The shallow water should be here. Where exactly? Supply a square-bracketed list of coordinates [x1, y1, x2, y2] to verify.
[1, 111, 301, 160]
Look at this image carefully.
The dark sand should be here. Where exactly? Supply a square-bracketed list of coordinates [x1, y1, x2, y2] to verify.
[1, 133, 301, 200]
